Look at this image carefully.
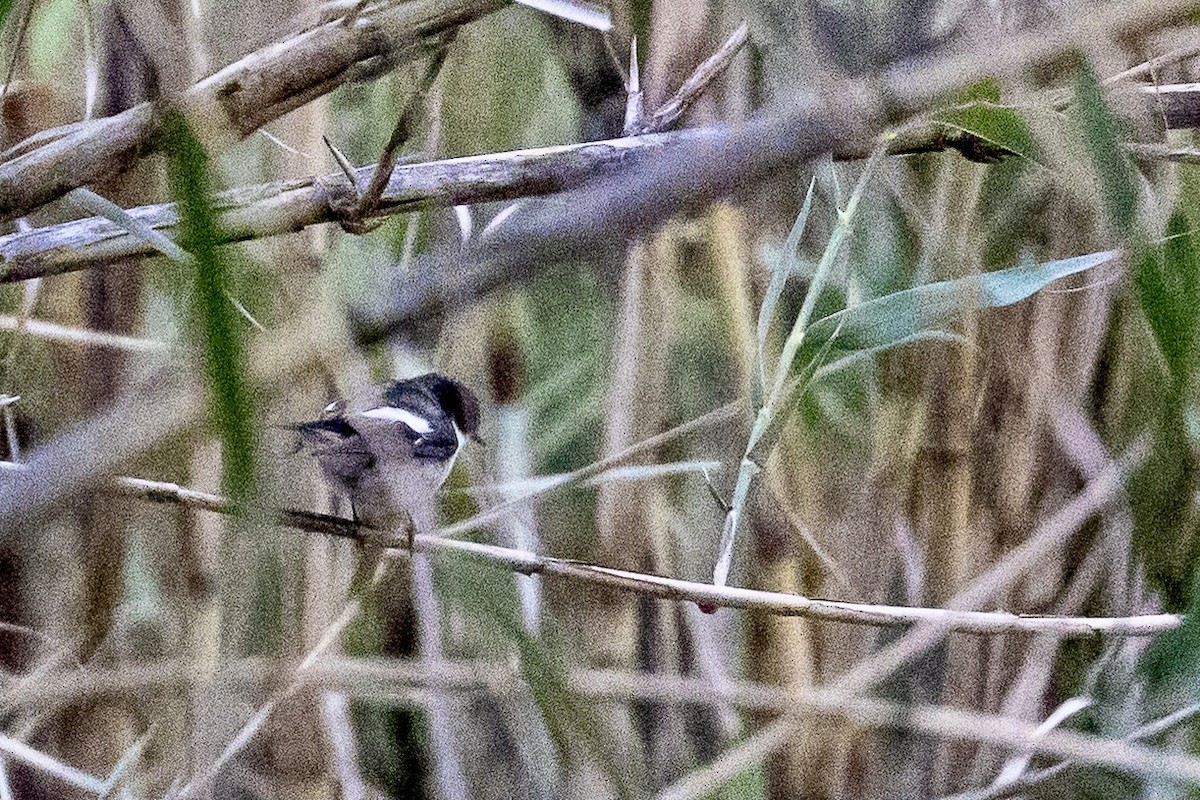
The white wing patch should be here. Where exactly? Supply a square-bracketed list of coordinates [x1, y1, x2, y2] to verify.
[361, 405, 435, 434]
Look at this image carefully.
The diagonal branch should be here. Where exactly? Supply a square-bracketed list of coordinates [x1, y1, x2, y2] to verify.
[352, 44, 452, 221]
[0, 18, 755, 282]
[8, 52, 1200, 282]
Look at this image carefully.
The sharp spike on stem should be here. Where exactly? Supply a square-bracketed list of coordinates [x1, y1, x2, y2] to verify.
[628, 37, 639, 93]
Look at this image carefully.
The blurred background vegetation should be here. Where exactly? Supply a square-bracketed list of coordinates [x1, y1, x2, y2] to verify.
[2, 0, 1200, 798]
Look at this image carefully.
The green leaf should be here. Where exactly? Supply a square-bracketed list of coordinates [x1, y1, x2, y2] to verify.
[161, 109, 256, 498]
[1076, 62, 1138, 236]
[1136, 212, 1200, 388]
[956, 77, 1001, 104]
[796, 249, 1118, 365]
[436, 555, 641, 799]
[757, 176, 815, 391]
[935, 101, 1039, 162]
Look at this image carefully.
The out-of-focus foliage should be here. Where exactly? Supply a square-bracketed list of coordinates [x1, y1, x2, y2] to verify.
[6, 1, 1200, 800]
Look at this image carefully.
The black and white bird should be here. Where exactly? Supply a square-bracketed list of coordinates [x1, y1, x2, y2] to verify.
[291, 373, 483, 535]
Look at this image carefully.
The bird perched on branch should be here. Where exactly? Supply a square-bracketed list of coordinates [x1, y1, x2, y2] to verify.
[290, 373, 483, 577]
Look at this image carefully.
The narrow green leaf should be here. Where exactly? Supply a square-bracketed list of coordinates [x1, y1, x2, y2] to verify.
[437, 555, 640, 799]
[1136, 212, 1200, 388]
[161, 109, 256, 498]
[768, 150, 884, 406]
[757, 176, 815, 391]
[807, 330, 973, 388]
[715, 150, 883, 588]
[0, 0, 14, 37]
[796, 249, 1118, 364]
[1076, 63, 1138, 236]
[934, 101, 1039, 162]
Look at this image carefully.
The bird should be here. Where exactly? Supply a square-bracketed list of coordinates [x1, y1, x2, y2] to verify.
[290, 373, 483, 558]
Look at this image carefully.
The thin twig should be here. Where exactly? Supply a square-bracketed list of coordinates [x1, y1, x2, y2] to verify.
[0, 459, 1179, 637]
[173, 569, 384, 800]
[942, 703, 1200, 800]
[1103, 42, 1200, 86]
[628, 23, 750, 136]
[0, 316, 167, 352]
[354, 44, 451, 220]
[322, 136, 360, 188]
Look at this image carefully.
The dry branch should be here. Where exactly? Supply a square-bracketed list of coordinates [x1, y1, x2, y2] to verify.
[1140, 81, 1200, 128]
[0, 15, 754, 282]
[7, 78, 1200, 282]
[7, 655, 1200, 794]
[0, 130, 709, 281]
[0, 0, 507, 221]
[5, 463, 1176, 637]
[624, 22, 750, 136]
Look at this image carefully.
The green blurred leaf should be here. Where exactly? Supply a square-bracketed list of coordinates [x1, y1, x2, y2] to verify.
[934, 101, 1039, 162]
[957, 77, 1001, 104]
[1076, 63, 1138, 236]
[161, 109, 256, 497]
[1136, 213, 1200, 388]
[437, 555, 641, 799]
[796, 249, 1118, 366]
[1137, 216, 1200, 686]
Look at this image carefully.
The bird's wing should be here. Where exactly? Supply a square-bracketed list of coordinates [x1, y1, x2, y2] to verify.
[290, 417, 374, 485]
[356, 404, 459, 461]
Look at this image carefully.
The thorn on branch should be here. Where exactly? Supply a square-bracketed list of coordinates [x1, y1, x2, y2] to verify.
[318, 137, 377, 234]
[623, 37, 645, 135]
[625, 22, 751, 137]
[701, 467, 731, 513]
[601, 31, 630, 87]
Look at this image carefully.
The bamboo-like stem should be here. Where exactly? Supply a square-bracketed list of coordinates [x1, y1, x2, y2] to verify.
[0, 461, 1176, 637]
